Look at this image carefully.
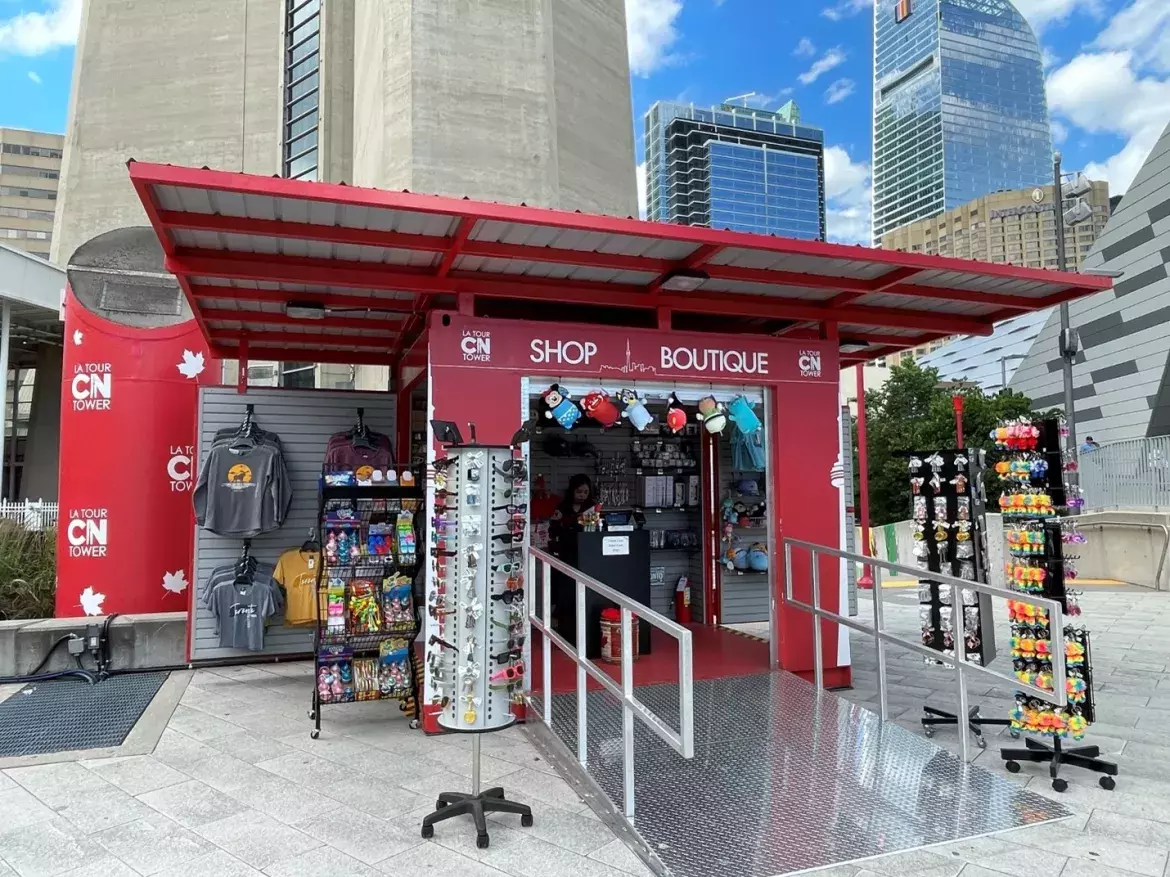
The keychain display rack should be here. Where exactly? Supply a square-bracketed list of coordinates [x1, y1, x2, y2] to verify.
[994, 417, 1116, 792]
[420, 439, 533, 849]
[906, 448, 1004, 745]
[308, 483, 423, 738]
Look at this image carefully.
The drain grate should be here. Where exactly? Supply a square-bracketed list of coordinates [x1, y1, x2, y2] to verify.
[0, 672, 169, 758]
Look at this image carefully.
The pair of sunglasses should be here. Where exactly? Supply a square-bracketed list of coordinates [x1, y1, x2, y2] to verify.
[491, 590, 525, 605]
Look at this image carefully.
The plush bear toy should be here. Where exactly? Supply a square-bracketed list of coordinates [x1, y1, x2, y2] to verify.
[695, 395, 728, 435]
[542, 384, 582, 430]
[617, 388, 653, 431]
[581, 390, 620, 428]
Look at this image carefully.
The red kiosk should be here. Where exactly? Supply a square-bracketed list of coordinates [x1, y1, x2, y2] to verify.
[56, 161, 1111, 695]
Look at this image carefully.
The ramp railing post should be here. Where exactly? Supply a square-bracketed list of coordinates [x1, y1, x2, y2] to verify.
[621, 606, 635, 818]
[542, 560, 552, 727]
[576, 579, 588, 766]
[872, 563, 888, 721]
[811, 549, 823, 691]
[951, 581, 970, 764]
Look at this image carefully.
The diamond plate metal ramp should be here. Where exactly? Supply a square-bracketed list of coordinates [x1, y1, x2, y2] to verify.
[545, 671, 1070, 877]
[0, 672, 169, 758]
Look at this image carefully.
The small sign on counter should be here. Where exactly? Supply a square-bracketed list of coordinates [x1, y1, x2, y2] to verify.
[602, 535, 630, 556]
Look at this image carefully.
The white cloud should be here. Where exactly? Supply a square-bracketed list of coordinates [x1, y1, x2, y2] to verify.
[799, 48, 847, 85]
[1096, 0, 1170, 73]
[824, 145, 872, 245]
[1013, 0, 1102, 32]
[1041, 47, 1060, 69]
[626, 0, 684, 77]
[636, 162, 647, 219]
[26, 70, 40, 84]
[0, 0, 81, 56]
[824, 78, 855, 105]
[822, 0, 871, 22]
[794, 37, 816, 58]
[1047, 49, 1170, 193]
[1051, 119, 1068, 144]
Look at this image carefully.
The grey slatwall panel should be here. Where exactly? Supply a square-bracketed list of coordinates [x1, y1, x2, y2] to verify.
[191, 387, 397, 662]
[718, 437, 771, 624]
[528, 425, 705, 618]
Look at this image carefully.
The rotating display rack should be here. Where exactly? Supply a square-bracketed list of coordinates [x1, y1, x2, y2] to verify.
[906, 448, 1002, 744]
[994, 417, 1116, 791]
[309, 484, 423, 738]
[420, 441, 533, 848]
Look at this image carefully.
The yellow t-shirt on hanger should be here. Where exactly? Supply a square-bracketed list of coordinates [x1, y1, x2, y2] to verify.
[274, 548, 322, 626]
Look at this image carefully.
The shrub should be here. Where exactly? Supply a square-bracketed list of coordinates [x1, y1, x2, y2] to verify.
[0, 523, 56, 620]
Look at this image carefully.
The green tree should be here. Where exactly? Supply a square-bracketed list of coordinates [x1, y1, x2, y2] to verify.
[853, 359, 1038, 525]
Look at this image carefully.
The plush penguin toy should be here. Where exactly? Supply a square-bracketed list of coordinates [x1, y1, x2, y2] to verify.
[695, 395, 728, 435]
[542, 384, 582, 430]
[617, 388, 654, 431]
[665, 393, 688, 434]
[580, 390, 620, 428]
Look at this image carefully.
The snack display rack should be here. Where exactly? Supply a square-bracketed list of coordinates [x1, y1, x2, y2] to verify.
[419, 440, 533, 848]
[308, 483, 423, 738]
[994, 417, 1117, 791]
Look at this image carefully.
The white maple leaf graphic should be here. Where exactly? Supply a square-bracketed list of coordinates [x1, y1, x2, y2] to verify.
[72, 329, 84, 346]
[177, 350, 205, 379]
[79, 587, 105, 616]
[162, 569, 188, 594]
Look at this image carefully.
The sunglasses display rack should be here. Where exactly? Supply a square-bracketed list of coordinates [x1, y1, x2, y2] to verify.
[906, 448, 1005, 746]
[420, 442, 534, 849]
[308, 483, 424, 739]
[994, 417, 1116, 792]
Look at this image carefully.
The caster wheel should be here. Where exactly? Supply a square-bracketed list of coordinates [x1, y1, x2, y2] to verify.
[410, 719, 421, 730]
[1005, 761, 1021, 774]
[308, 709, 316, 720]
[436, 799, 448, 810]
[521, 814, 533, 828]
[1100, 776, 1116, 791]
[310, 729, 320, 740]
[421, 825, 434, 839]
[923, 727, 934, 738]
[976, 735, 987, 750]
[476, 833, 490, 850]
[1010, 729, 1021, 739]
[1052, 778, 1068, 793]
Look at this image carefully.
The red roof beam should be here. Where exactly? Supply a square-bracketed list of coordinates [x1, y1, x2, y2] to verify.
[208, 330, 394, 350]
[201, 308, 405, 332]
[827, 266, 923, 307]
[190, 286, 418, 313]
[211, 345, 393, 366]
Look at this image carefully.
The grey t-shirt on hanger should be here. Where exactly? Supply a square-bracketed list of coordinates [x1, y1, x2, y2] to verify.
[210, 581, 278, 651]
[193, 442, 282, 538]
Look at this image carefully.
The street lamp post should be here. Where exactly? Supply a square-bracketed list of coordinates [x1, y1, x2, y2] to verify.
[999, 354, 1027, 392]
[1054, 152, 1082, 515]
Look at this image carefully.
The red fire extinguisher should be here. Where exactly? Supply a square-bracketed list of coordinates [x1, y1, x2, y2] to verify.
[675, 577, 692, 624]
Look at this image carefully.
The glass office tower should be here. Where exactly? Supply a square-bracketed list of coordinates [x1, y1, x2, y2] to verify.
[872, 0, 1052, 244]
[646, 101, 826, 240]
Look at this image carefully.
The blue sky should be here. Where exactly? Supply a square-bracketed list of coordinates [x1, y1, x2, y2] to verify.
[2, 0, 1168, 244]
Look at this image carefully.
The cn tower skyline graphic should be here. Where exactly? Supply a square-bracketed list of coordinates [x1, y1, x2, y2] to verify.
[598, 339, 658, 376]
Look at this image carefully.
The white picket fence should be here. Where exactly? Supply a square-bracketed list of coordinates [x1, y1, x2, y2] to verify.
[0, 500, 58, 531]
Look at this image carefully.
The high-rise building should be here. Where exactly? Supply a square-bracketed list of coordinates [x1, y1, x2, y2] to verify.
[881, 181, 1111, 269]
[872, 0, 1053, 244]
[53, 0, 637, 390]
[645, 100, 826, 240]
[0, 128, 64, 261]
[53, 0, 637, 267]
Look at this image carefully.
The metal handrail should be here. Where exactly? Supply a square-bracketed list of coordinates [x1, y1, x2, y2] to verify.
[1076, 520, 1169, 590]
[782, 537, 1068, 763]
[525, 547, 695, 818]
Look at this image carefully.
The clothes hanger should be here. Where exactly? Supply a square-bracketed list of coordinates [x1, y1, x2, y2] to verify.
[301, 528, 320, 552]
[230, 405, 258, 450]
[349, 408, 375, 449]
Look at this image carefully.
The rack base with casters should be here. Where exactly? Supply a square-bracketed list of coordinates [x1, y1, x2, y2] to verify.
[421, 787, 533, 849]
[1001, 735, 1118, 792]
[921, 705, 1018, 748]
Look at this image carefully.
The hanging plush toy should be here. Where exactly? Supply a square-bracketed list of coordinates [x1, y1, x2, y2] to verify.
[542, 384, 582, 430]
[617, 388, 654, 431]
[695, 395, 728, 435]
[665, 393, 688, 434]
[747, 543, 769, 572]
[727, 395, 761, 436]
[580, 390, 620, 428]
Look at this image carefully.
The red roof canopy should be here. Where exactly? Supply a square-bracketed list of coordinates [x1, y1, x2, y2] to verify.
[128, 162, 1113, 367]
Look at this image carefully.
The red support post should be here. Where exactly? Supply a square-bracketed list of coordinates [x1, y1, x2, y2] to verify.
[953, 394, 965, 448]
[855, 364, 874, 590]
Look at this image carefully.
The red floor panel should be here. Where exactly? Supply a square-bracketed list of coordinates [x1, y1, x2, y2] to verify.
[542, 624, 770, 694]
